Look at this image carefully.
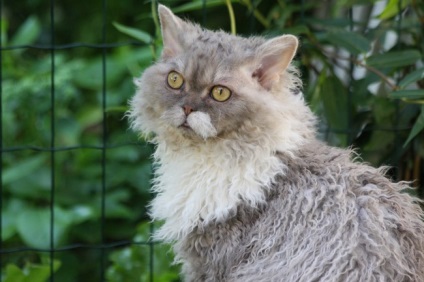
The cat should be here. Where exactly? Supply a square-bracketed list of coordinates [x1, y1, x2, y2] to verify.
[129, 4, 424, 282]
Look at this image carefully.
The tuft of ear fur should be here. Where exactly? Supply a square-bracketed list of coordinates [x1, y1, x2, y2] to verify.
[158, 4, 186, 59]
[252, 35, 298, 90]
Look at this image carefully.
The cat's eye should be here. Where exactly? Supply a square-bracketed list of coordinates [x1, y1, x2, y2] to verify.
[210, 86, 232, 102]
[167, 71, 184, 89]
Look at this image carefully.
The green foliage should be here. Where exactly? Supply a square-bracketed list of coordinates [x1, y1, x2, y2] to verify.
[106, 222, 180, 282]
[2, 0, 424, 280]
[2, 258, 60, 282]
[113, 22, 152, 44]
[366, 50, 421, 69]
[2, 1, 157, 279]
[9, 16, 41, 47]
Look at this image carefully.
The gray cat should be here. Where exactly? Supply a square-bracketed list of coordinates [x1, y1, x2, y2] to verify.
[129, 4, 424, 281]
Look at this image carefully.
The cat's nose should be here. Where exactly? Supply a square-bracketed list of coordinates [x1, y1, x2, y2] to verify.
[183, 105, 194, 116]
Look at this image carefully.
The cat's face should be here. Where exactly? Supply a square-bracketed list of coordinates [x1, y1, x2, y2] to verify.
[136, 39, 262, 140]
[130, 5, 305, 145]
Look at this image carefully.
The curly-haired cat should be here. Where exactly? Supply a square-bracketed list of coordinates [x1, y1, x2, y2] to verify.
[129, 4, 424, 281]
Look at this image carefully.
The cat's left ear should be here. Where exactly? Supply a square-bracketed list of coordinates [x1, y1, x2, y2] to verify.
[158, 4, 186, 59]
[253, 35, 298, 90]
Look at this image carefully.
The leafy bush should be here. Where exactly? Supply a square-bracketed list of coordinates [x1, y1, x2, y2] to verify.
[2, 0, 423, 281]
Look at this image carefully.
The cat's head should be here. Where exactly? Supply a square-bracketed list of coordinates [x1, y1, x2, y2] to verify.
[130, 5, 315, 152]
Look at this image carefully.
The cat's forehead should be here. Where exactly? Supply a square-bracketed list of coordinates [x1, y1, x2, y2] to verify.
[191, 29, 263, 60]
[177, 30, 264, 86]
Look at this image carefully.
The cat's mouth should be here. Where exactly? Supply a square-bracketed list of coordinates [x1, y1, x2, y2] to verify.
[173, 111, 218, 139]
[180, 120, 191, 129]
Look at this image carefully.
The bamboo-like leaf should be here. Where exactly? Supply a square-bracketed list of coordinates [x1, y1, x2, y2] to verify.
[281, 25, 310, 36]
[326, 31, 371, 55]
[305, 18, 352, 29]
[172, 0, 230, 13]
[390, 90, 424, 99]
[378, 0, 411, 20]
[398, 67, 424, 88]
[113, 22, 151, 44]
[404, 105, 424, 146]
[366, 50, 421, 69]
[319, 73, 349, 146]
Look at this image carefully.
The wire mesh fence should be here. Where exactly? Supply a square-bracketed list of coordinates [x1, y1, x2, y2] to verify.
[0, 0, 154, 281]
[1, 0, 423, 281]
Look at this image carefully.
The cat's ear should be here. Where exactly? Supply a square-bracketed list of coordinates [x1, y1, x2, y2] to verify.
[158, 4, 186, 59]
[252, 35, 298, 90]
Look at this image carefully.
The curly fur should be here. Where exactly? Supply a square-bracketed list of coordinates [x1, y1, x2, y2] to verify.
[175, 144, 424, 281]
[129, 5, 424, 281]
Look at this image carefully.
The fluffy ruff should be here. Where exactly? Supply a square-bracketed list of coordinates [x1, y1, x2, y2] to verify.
[150, 135, 285, 242]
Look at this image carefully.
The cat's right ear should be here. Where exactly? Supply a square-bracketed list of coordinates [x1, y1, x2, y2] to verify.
[252, 35, 298, 91]
[158, 4, 185, 59]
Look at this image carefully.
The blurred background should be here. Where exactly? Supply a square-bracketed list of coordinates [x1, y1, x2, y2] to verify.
[1, 0, 423, 281]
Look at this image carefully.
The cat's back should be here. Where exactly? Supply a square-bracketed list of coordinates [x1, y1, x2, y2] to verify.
[181, 141, 424, 282]
[234, 142, 424, 281]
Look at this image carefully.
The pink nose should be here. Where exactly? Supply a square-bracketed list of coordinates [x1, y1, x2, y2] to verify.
[183, 105, 194, 116]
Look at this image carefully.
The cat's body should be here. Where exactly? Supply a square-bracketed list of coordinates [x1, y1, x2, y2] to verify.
[129, 5, 424, 281]
[176, 143, 424, 281]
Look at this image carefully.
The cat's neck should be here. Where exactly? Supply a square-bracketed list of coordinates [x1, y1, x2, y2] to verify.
[149, 134, 286, 242]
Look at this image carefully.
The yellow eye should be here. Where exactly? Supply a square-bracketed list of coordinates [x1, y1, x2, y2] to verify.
[210, 85, 232, 102]
[167, 71, 184, 89]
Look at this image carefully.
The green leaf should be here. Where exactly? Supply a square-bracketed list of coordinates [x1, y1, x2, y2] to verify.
[73, 56, 126, 90]
[1, 18, 8, 45]
[70, 205, 97, 224]
[398, 67, 424, 88]
[378, 0, 411, 20]
[10, 16, 41, 46]
[280, 25, 310, 36]
[366, 50, 421, 69]
[2, 199, 26, 241]
[326, 31, 371, 55]
[344, 0, 380, 6]
[113, 22, 151, 44]
[105, 106, 128, 113]
[3, 260, 61, 282]
[172, 0, 229, 13]
[3, 155, 47, 186]
[304, 18, 352, 29]
[319, 73, 349, 146]
[390, 90, 424, 99]
[3, 264, 25, 282]
[107, 222, 179, 282]
[104, 190, 133, 218]
[16, 206, 74, 249]
[404, 105, 424, 146]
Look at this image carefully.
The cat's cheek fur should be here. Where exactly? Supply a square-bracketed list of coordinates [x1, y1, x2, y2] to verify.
[161, 106, 186, 128]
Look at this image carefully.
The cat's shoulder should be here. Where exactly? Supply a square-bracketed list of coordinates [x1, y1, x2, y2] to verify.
[276, 140, 403, 195]
[277, 140, 354, 173]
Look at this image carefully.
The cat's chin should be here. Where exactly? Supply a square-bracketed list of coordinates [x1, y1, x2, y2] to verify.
[180, 121, 190, 129]
[177, 124, 209, 141]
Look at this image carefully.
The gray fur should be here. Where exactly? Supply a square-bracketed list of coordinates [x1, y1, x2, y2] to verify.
[129, 5, 424, 281]
[177, 143, 424, 281]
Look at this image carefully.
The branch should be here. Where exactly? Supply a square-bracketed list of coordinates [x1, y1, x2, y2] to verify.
[309, 37, 398, 90]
